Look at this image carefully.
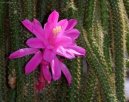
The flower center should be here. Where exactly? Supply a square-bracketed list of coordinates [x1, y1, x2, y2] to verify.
[52, 26, 62, 36]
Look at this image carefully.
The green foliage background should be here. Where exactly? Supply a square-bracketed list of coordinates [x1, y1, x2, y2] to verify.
[0, 0, 129, 102]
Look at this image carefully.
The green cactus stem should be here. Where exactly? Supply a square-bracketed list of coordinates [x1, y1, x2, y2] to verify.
[108, 0, 125, 101]
[0, 1, 8, 101]
[123, 0, 129, 18]
[82, 29, 117, 102]
[8, 0, 25, 101]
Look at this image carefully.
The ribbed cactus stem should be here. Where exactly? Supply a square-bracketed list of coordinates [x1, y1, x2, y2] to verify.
[82, 30, 117, 102]
[109, 0, 125, 102]
[78, 28, 97, 102]
[67, 58, 82, 102]
[74, 0, 86, 24]
[125, 14, 129, 56]
[100, 0, 112, 71]
[123, 0, 129, 18]
[93, 82, 104, 102]
[83, 0, 104, 70]
[108, 0, 125, 101]
[84, 0, 96, 32]
[84, 0, 112, 78]
[36, 0, 48, 22]
[8, 0, 24, 101]
[84, 69, 96, 102]
[0, 1, 7, 101]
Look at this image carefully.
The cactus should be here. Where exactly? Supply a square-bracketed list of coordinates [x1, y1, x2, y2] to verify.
[8, 0, 23, 101]
[108, 0, 125, 101]
[0, 0, 128, 101]
[0, 1, 8, 101]
[123, 0, 129, 18]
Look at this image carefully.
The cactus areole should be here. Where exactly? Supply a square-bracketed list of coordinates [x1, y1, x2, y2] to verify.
[9, 10, 86, 92]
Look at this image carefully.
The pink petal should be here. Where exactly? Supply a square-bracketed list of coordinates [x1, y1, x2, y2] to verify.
[57, 45, 86, 59]
[55, 36, 73, 48]
[26, 38, 44, 48]
[68, 45, 86, 56]
[9, 48, 38, 59]
[57, 19, 68, 31]
[32, 19, 49, 44]
[33, 18, 42, 27]
[25, 51, 42, 74]
[65, 29, 80, 40]
[56, 46, 75, 59]
[43, 22, 54, 39]
[60, 62, 72, 85]
[41, 64, 52, 83]
[43, 49, 56, 62]
[66, 19, 77, 30]
[48, 10, 59, 24]
[50, 57, 61, 80]
[22, 19, 45, 40]
[44, 22, 53, 31]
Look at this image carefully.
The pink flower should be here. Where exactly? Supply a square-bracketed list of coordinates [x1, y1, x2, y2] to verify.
[9, 10, 86, 91]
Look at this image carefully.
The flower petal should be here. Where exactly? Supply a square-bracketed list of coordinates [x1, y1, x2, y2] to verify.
[48, 10, 59, 24]
[43, 49, 56, 62]
[55, 36, 73, 48]
[57, 46, 75, 59]
[25, 51, 42, 74]
[33, 18, 42, 27]
[9, 48, 38, 59]
[50, 57, 61, 80]
[65, 29, 80, 40]
[66, 19, 77, 30]
[57, 45, 86, 59]
[26, 38, 44, 48]
[57, 19, 68, 31]
[60, 62, 72, 85]
[22, 19, 45, 40]
[68, 45, 86, 56]
[41, 64, 51, 83]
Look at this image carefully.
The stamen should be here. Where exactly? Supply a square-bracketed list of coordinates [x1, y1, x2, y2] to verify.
[52, 26, 62, 36]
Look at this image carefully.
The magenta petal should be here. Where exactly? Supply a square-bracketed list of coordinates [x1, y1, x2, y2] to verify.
[43, 49, 56, 62]
[55, 36, 73, 48]
[43, 22, 55, 39]
[48, 10, 59, 24]
[57, 46, 75, 59]
[50, 57, 61, 80]
[22, 19, 45, 40]
[68, 45, 86, 56]
[9, 48, 38, 59]
[25, 51, 42, 74]
[44, 22, 53, 32]
[26, 38, 44, 48]
[41, 65, 51, 83]
[57, 19, 68, 31]
[33, 18, 42, 27]
[65, 29, 80, 40]
[60, 62, 72, 85]
[66, 19, 77, 30]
